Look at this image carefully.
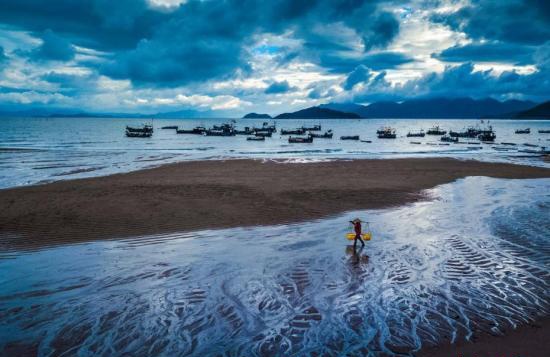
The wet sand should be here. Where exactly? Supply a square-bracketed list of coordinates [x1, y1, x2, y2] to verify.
[1, 158, 549, 250]
[419, 318, 550, 357]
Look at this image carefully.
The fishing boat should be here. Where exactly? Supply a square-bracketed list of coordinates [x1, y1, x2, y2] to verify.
[234, 127, 255, 135]
[212, 123, 235, 131]
[441, 135, 458, 143]
[281, 128, 305, 135]
[426, 126, 446, 135]
[126, 130, 152, 138]
[538, 130, 550, 134]
[288, 135, 313, 143]
[449, 126, 480, 138]
[340, 135, 360, 140]
[253, 122, 277, 133]
[515, 128, 531, 134]
[377, 128, 396, 139]
[309, 130, 333, 138]
[247, 136, 265, 141]
[161, 125, 178, 130]
[126, 124, 153, 133]
[376, 126, 392, 135]
[204, 128, 235, 136]
[301, 124, 321, 131]
[478, 127, 496, 142]
[406, 130, 425, 137]
[176, 126, 206, 134]
[254, 131, 272, 137]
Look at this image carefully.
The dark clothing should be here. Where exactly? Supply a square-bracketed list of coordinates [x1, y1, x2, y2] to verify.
[353, 222, 362, 235]
[352, 222, 365, 249]
[354, 234, 365, 248]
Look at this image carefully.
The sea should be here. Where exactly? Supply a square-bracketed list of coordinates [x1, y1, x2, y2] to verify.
[0, 117, 549, 189]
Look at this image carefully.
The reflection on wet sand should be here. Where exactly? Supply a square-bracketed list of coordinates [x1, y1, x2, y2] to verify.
[346, 245, 370, 267]
[0, 177, 549, 356]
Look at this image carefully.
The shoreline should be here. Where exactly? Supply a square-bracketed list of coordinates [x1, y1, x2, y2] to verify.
[1, 157, 549, 250]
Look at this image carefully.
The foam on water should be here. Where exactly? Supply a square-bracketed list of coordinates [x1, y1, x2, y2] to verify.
[0, 177, 549, 356]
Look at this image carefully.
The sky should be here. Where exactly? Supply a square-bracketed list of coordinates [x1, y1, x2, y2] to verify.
[0, 0, 548, 116]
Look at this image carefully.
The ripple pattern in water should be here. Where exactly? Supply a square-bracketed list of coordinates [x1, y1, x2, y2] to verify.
[0, 177, 549, 356]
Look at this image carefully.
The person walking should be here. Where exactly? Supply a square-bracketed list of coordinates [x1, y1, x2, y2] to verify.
[350, 218, 365, 250]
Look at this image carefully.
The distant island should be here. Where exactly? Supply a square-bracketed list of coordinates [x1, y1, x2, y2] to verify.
[274, 106, 360, 119]
[514, 101, 550, 119]
[242, 112, 272, 119]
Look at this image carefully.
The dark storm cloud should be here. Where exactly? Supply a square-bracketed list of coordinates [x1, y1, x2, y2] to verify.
[413, 62, 549, 100]
[0, 46, 7, 63]
[425, 42, 550, 100]
[264, 80, 295, 94]
[320, 52, 414, 74]
[0, 0, 163, 50]
[362, 52, 414, 70]
[0, 46, 7, 71]
[432, 0, 550, 46]
[29, 29, 75, 61]
[41, 71, 97, 96]
[351, 62, 550, 102]
[306, 81, 337, 99]
[308, 88, 324, 99]
[343, 65, 372, 90]
[433, 42, 537, 65]
[0, 0, 402, 86]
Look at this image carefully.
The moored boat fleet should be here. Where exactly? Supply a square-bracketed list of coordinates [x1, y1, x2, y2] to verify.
[125, 121, 549, 154]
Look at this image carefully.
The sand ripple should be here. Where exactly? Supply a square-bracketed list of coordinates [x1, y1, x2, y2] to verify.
[0, 177, 548, 356]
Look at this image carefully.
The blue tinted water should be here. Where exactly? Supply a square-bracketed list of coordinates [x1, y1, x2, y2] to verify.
[0, 177, 548, 355]
[0, 117, 549, 189]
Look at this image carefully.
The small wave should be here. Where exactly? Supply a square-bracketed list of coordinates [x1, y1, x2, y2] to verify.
[52, 166, 107, 176]
[0, 147, 45, 153]
[32, 164, 84, 170]
[238, 149, 343, 155]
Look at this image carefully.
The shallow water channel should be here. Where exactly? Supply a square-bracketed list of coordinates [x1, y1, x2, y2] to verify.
[1, 177, 549, 356]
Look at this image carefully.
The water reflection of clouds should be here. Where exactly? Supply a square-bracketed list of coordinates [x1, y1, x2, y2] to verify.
[0, 177, 549, 355]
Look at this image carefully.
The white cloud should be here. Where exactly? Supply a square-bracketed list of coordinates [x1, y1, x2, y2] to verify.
[147, 0, 186, 10]
[0, 90, 70, 104]
[149, 94, 252, 110]
[385, 3, 468, 83]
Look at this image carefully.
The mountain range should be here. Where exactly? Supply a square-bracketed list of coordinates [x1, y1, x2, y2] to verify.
[274, 106, 359, 119]
[514, 101, 550, 119]
[1, 97, 548, 119]
[320, 97, 540, 119]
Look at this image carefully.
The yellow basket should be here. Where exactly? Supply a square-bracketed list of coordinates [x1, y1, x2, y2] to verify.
[346, 233, 372, 241]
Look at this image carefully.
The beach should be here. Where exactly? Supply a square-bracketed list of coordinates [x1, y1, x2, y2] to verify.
[1, 157, 549, 249]
[1, 158, 550, 356]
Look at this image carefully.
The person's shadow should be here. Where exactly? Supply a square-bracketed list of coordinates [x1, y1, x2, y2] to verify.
[346, 245, 369, 267]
